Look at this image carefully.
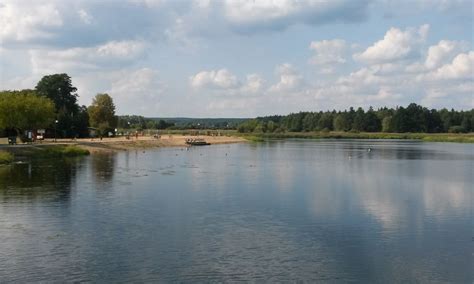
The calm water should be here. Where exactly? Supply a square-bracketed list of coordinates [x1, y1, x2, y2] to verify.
[0, 140, 472, 282]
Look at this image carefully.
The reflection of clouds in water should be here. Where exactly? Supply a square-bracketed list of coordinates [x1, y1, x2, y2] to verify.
[347, 160, 469, 231]
[186, 145, 263, 192]
[302, 145, 472, 232]
[274, 163, 295, 192]
[420, 178, 467, 217]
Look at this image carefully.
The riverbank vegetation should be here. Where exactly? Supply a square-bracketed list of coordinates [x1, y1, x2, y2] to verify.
[237, 103, 473, 135]
[2, 145, 89, 159]
[238, 132, 474, 143]
[0, 151, 14, 164]
[1, 73, 118, 141]
[41, 145, 90, 157]
[0, 90, 56, 139]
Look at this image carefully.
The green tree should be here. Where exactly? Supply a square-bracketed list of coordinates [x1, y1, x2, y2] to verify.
[352, 107, 366, 131]
[365, 107, 381, 132]
[35, 74, 79, 114]
[267, 121, 276, 133]
[382, 116, 393, 132]
[0, 90, 55, 135]
[318, 112, 333, 130]
[35, 74, 89, 137]
[333, 113, 350, 131]
[88, 93, 118, 135]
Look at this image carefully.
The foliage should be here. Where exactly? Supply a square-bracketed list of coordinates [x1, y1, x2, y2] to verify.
[118, 115, 147, 129]
[237, 131, 474, 143]
[148, 117, 246, 129]
[35, 74, 79, 113]
[35, 74, 89, 137]
[88, 93, 117, 135]
[0, 90, 55, 133]
[237, 103, 473, 134]
[0, 151, 14, 164]
[33, 145, 90, 158]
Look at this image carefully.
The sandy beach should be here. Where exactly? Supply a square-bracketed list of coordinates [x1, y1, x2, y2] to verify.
[79, 135, 246, 153]
[0, 135, 246, 154]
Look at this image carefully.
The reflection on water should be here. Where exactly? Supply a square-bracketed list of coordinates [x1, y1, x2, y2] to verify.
[0, 140, 472, 282]
[0, 158, 80, 203]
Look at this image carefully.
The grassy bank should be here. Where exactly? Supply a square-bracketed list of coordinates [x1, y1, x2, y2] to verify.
[0, 151, 14, 164]
[2, 145, 90, 158]
[238, 131, 474, 143]
[36, 145, 90, 157]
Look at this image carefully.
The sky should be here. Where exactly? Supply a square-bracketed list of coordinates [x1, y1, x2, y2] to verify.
[0, 0, 473, 117]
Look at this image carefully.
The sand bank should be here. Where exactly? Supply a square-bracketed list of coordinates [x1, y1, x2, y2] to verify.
[68, 135, 246, 153]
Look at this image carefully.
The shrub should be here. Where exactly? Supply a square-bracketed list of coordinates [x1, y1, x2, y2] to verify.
[0, 151, 14, 164]
[448, 126, 466, 133]
[35, 145, 90, 158]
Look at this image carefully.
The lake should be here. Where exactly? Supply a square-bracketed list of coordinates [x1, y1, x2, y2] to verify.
[0, 140, 472, 282]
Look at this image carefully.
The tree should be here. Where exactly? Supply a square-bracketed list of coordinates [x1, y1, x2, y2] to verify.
[35, 74, 86, 137]
[333, 113, 351, 131]
[352, 107, 366, 131]
[365, 107, 381, 132]
[0, 90, 55, 135]
[88, 93, 117, 135]
[267, 121, 276, 133]
[235, 104, 474, 134]
[382, 116, 393, 132]
[73, 106, 90, 138]
[36, 74, 79, 114]
[318, 112, 333, 130]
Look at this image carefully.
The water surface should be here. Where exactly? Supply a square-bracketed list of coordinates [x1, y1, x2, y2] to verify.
[0, 140, 472, 282]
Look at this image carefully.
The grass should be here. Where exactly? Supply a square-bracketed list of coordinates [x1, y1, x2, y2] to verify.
[0, 150, 14, 164]
[243, 135, 266, 142]
[35, 145, 90, 157]
[237, 131, 474, 143]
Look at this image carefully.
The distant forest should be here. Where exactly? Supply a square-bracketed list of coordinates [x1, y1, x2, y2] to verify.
[237, 103, 474, 134]
[117, 116, 246, 130]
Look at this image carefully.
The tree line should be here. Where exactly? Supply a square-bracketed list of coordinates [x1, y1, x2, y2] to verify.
[117, 115, 175, 130]
[237, 104, 474, 134]
[0, 73, 118, 139]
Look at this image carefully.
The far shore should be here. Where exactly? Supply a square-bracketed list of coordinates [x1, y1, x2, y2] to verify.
[238, 131, 474, 143]
[0, 135, 247, 155]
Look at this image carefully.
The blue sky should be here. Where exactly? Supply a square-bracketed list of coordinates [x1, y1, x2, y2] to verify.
[0, 0, 472, 117]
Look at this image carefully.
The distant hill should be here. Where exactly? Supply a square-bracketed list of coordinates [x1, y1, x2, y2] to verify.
[147, 117, 249, 129]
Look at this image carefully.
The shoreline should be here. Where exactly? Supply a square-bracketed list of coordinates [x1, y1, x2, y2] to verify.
[0, 135, 247, 156]
[77, 135, 247, 153]
[238, 131, 474, 143]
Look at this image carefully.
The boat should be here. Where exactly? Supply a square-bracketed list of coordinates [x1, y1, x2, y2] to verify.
[185, 138, 211, 146]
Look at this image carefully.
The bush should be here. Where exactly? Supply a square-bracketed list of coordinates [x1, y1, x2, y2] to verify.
[35, 145, 90, 158]
[0, 151, 14, 164]
[61, 145, 90, 156]
[448, 126, 466, 133]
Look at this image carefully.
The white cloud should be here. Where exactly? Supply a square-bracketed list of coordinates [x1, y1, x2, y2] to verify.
[77, 9, 93, 25]
[269, 64, 304, 92]
[107, 68, 165, 115]
[190, 69, 240, 89]
[424, 40, 467, 69]
[309, 39, 347, 73]
[128, 0, 166, 8]
[354, 24, 430, 64]
[421, 51, 474, 81]
[0, 1, 62, 42]
[190, 69, 265, 97]
[29, 40, 147, 75]
[242, 74, 265, 94]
